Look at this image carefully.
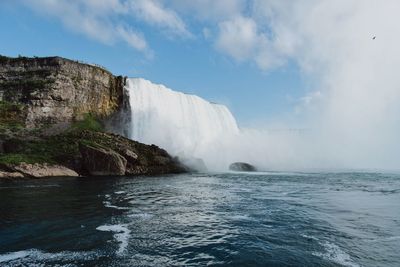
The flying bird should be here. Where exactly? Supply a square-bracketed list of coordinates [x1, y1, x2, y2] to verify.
[372, 36, 376, 40]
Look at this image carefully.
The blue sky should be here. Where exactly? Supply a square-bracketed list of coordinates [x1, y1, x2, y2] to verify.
[0, 1, 311, 126]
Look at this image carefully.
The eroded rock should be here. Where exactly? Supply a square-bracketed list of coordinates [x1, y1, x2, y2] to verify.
[11, 163, 79, 178]
[0, 56, 124, 129]
[0, 171, 24, 178]
[79, 143, 127, 176]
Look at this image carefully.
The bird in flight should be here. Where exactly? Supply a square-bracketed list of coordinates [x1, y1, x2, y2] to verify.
[372, 36, 376, 40]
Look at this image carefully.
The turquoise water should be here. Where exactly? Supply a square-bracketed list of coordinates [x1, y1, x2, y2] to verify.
[0, 172, 399, 266]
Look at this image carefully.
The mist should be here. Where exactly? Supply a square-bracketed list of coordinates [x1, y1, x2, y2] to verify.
[240, 0, 400, 170]
[119, 1, 400, 171]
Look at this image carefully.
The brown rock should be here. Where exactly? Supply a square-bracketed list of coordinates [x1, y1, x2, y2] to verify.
[0, 56, 124, 129]
[79, 143, 127, 176]
[121, 148, 138, 162]
[11, 163, 79, 178]
[0, 171, 24, 178]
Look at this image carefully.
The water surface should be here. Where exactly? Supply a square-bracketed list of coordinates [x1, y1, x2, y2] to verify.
[0, 172, 399, 266]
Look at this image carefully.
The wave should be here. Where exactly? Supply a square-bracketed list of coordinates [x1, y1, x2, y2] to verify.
[103, 200, 130, 210]
[96, 224, 131, 255]
[128, 212, 154, 220]
[313, 241, 360, 267]
[0, 249, 98, 266]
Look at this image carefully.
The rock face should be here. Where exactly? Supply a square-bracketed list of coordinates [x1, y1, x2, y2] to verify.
[78, 131, 186, 176]
[0, 171, 24, 178]
[79, 143, 127, 176]
[0, 130, 186, 178]
[0, 55, 188, 179]
[8, 163, 78, 178]
[0, 55, 124, 128]
[229, 162, 257, 172]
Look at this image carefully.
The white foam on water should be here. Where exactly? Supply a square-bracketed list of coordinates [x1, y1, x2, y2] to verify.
[103, 200, 130, 210]
[96, 224, 131, 255]
[0, 249, 97, 265]
[300, 234, 318, 241]
[128, 212, 154, 220]
[115, 191, 126, 194]
[313, 241, 360, 267]
[0, 250, 30, 263]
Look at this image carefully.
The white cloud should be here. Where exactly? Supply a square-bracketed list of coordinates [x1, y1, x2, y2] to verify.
[129, 0, 192, 38]
[164, 0, 400, 168]
[116, 25, 148, 52]
[21, 0, 150, 53]
[215, 16, 284, 70]
[169, 0, 245, 20]
[247, 0, 400, 168]
[202, 27, 211, 40]
[216, 16, 258, 61]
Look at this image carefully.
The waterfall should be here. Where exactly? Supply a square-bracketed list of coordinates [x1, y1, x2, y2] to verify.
[125, 78, 239, 168]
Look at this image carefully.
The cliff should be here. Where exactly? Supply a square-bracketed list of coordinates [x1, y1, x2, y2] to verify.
[0, 55, 187, 178]
[0, 55, 124, 130]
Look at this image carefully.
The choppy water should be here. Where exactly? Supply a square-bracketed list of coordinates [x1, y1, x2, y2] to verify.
[0, 172, 399, 266]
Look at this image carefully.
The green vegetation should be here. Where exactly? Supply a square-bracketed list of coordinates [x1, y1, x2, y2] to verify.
[0, 130, 120, 166]
[0, 101, 23, 111]
[71, 113, 104, 132]
[0, 153, 54, 165]
[0, 132, 81, 165]
[0, 122, 24, 133]
[0, 101, 25, 131]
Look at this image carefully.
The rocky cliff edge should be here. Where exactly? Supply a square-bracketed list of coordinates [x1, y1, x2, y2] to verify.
[0, 55, 186, 178]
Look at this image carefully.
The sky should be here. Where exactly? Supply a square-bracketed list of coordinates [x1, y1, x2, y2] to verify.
[0, 0, 311, 126]
[2, 0, 400, 169]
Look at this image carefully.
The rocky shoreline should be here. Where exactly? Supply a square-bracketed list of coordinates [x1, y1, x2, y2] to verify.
[0, 55, 187, 178]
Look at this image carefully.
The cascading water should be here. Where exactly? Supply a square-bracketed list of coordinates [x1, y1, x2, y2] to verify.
[125, 78, 240, 170]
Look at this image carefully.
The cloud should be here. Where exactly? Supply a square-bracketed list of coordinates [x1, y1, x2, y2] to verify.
[169, 0, 245, 20]
[163, 0, 400, 169]
[216, 16, 258, 61]
[129, 0, 192, 38]
[202, 27, 211, 40]
[21, 0, 150, 53]
[215, 16, 284, 70]
[116, 25, 148, 52]
[246, 0, 400, 168]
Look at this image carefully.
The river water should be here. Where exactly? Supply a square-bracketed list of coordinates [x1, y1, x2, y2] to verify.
[0, 172, 399, 266]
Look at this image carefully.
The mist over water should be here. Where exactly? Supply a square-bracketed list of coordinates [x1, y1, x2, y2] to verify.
[253, 1, 400, 170]
[122, 1, 400, 171]
[124, 78, 311, 171]
[124, 72, 400, 171]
